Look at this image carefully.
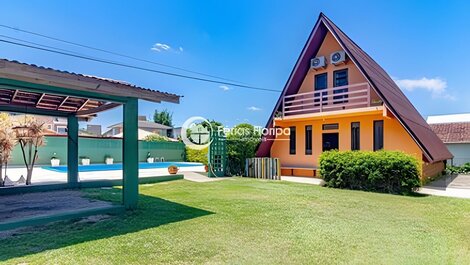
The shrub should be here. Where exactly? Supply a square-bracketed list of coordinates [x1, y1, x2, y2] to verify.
[319, 150, 421, 194]
[447, 162, 470, 174]
[144, 134, 171, 142]
[185, 147, 208, 165]
[226, 123, 261, 176]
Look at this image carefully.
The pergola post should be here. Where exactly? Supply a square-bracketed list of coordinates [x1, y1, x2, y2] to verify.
[67, 115, 79, 187]
[123, 98, 139, 209]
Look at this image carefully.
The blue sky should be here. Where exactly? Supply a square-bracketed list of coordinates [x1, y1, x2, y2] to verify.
[1, 0, 469, 130]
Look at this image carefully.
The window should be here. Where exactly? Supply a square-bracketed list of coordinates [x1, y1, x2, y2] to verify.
[333, 69, 348, 103]
[314, 73, 328, 105]
[305, 125, 312, 155]
[322, 123, 339, 130]
[289, 126, 296, 155]
[351, 122, 360, 150]
[56, 126, 67, 134]
[373, 120, 384, 151]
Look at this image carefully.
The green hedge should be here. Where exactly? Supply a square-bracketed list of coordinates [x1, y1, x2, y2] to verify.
[319, 150, 421, 194]
[447, 162, 470, 174]
[185, 147, 208, 165]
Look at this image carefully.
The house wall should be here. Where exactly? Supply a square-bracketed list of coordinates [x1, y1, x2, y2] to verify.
[297, 31, 381, 104]
[271, 113, 423, 176]
[422, 161, 445, 182]
[446, 143, 470, 166]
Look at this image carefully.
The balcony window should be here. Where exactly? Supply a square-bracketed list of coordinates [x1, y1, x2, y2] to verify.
[333, 69, 348, 104]
[314, 73, 328, 106]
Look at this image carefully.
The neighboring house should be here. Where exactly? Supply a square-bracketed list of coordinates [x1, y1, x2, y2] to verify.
[172, 127, 182, 139]
[85, 124, 102, 136]
[9, 114, 67, 135]
[428, 114, 470, 166]
[256, 13, 452, 180]
[103, 115, 172, 138]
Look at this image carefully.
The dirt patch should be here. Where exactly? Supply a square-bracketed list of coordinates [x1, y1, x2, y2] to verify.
[0, 190, 113, 223]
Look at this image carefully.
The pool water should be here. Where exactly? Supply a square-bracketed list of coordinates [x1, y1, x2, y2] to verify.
[43, 162, 203, 173]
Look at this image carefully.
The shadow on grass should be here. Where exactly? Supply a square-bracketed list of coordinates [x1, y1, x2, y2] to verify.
[0, 188, 213, 262]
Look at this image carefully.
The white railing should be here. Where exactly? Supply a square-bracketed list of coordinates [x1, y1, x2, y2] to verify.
[281, 82, 371, 117]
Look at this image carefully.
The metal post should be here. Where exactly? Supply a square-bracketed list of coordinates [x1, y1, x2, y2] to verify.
[123, 98, 139, 209]
[67, 115, 79, 187]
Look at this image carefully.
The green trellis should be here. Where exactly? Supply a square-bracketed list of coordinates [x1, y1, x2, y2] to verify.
[208, 131, 226, 177]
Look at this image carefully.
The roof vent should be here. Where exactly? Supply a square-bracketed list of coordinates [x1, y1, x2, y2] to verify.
[330, 50, 346, 65]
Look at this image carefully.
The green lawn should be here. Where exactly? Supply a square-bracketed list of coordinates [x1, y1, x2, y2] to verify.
[1, 178, 470, 264]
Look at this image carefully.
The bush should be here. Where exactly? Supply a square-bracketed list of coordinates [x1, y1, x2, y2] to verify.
[447, 162, 470, 174]
[226, 123, 261, 176]
[144, 134, 172, 142]
[185, 147, 208, 165]
[319, 150, 421, 194]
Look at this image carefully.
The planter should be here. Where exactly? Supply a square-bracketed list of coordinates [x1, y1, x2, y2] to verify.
[168, 166, 178, 175]
[50, 158, 60, 167]
[147, 157, 155, 163]
[81, 158, 90, 165]
[105, 157, 114, 165]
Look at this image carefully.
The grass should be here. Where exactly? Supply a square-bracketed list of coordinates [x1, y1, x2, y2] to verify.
[1, 178, 470, 264]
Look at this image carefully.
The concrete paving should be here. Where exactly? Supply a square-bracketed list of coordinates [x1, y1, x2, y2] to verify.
[281, 176, 325, 186]
[418, 174, 470, 199]
[182, 171, 228, 182]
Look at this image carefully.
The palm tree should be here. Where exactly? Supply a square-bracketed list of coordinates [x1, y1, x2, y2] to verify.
[14, 118, 45, 185]
[0, 128, 16, 186]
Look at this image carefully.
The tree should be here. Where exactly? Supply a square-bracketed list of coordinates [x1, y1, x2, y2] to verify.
[0, 113, 15, 186]
[15, 118, 45, 185]
[153, 109, 173, 127]
[226, 123, 261, 176]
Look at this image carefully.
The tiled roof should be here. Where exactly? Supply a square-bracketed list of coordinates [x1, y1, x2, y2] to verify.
[429, 122, 470, 143]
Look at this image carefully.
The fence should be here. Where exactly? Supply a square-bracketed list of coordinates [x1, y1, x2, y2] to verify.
[9, 135, 185, 166]
[245, 157, 281, 180]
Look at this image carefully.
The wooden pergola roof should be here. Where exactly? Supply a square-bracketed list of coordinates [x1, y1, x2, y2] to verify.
[0, 58, 181, 118]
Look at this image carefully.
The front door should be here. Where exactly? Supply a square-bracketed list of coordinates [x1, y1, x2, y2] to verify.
[322, 133, 339, 151]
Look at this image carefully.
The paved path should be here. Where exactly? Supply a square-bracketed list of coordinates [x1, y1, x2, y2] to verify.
[281, 176, 325, 186]
[418, 174, 470, 199]
[183, 171, 229, 182]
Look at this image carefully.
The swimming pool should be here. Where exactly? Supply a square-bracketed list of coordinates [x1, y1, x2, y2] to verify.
[43, 162, 203, 173]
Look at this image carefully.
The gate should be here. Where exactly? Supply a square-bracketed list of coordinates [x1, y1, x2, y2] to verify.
[208, 131, 226, 177]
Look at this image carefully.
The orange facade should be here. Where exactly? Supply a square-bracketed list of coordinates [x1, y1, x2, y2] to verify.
[270, 31, 442, 179]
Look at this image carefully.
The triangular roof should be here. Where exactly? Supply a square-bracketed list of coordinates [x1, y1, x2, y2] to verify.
[256, 13, 452, 163]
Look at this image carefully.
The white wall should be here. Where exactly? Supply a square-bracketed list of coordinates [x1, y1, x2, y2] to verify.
[447, 143, 470, 166]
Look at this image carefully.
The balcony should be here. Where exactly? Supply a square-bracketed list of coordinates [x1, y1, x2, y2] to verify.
[280, 82, 373, 118]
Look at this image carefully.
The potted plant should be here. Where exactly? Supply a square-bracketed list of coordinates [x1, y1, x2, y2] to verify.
[50, 152, 60, 167]
[80, 156, 90, 165]
[147, 152, 154, 163]
[168, 165, 178, 174]
[105, 155, 114, 165]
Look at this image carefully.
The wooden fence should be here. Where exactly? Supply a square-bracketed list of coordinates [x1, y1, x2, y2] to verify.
[245, 157, 281, 180]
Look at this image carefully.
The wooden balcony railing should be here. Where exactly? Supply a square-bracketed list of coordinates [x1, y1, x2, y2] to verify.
[281, 82, 371, 117]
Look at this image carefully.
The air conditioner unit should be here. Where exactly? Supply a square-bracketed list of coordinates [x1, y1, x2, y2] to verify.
[330, 50, 346, 65]
[310, 56, 326, 70]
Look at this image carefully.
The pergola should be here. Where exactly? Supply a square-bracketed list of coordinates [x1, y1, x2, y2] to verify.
[0, 59, 180, 210]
